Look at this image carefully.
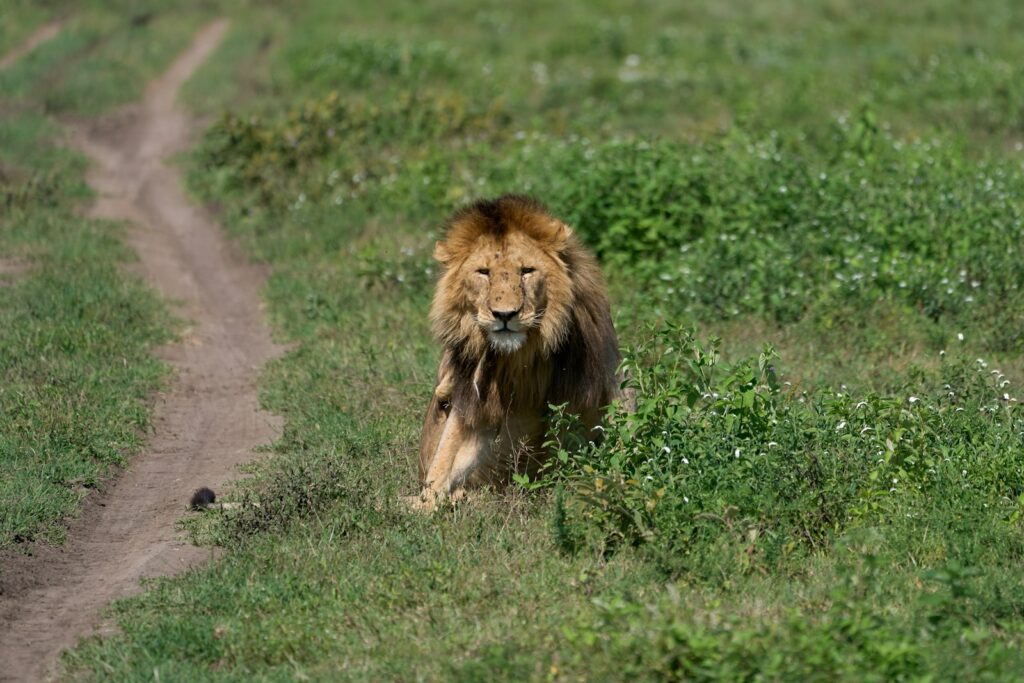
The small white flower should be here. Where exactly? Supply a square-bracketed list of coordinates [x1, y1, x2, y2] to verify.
[957, 332, 965, 341]
[531, 62, 549, 85]
[662, 446, 671, 454]
[681, 457, 689, 464]
[836, 421, 847, 431]
[683, 496, 690, 503]
[908, 396, 919, 404]
[734, 448, 741, 459]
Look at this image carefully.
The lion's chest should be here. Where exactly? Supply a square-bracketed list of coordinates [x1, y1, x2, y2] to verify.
[461, 353, 554, 430]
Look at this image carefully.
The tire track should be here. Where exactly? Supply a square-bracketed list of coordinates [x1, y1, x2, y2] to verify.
[0, 19, 283, 682]
[0, 20, 63, 71]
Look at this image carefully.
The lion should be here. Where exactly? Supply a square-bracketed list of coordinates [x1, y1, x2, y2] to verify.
[415, 194, 625, 508]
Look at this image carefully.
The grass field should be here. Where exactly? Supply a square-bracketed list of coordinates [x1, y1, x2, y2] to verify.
[0, 1, 57, 56]
[4, 0, 1024, 679]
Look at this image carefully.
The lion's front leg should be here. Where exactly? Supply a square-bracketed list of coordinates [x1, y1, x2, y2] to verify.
[418, 350, 456, 483]
[418, 412, 493, 509]
[448, 424, 495, 490]
[418, 392, 449, 484]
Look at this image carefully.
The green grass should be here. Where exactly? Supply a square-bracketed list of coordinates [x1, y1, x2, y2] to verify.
[0, 0, 57, 56]
[0, 181, 170, 546]
[185, 0, 1024, 143]
[0, 3, 227, 547]
[44, 0, 1024, 680]
[0, 2, 214, 115]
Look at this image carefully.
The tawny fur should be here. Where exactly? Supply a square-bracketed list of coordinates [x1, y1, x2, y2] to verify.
[417, 195, 623, 500]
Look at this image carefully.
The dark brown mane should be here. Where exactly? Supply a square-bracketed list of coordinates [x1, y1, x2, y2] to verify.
[447, 194, 548, 236]
[439, 194, 567, 258]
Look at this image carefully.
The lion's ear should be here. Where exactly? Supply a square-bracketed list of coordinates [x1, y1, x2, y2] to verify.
[433, 240, 453, 264]
[550, 220, 573, 252]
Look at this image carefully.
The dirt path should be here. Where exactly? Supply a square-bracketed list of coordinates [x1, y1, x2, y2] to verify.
[0, 19, 283, 682]
[0, 20, 63, 71]
[0, 260, 31, 286]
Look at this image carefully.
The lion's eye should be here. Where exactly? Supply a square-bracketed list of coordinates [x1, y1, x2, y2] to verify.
[521, 267, 536, 275]
[476, 268, 490, 276]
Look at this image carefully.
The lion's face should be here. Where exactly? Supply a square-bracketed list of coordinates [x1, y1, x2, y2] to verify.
[456, 231, 563, 354]
[431, 196, 579, 361]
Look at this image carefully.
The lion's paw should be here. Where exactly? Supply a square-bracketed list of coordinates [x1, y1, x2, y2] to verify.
[401, 489, 444, 513]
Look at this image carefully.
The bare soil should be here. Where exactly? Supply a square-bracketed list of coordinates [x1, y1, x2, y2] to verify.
[0, 20, 63, 71]
[0, 19, 283, 682]
[0, 260, 31, 287]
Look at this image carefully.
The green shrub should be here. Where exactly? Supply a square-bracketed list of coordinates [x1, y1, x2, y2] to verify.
[553, 327, 1024, 580]
[526, 119, 1024, 339]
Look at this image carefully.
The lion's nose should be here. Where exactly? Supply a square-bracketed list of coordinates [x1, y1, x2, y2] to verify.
[492, 309, 519, 323]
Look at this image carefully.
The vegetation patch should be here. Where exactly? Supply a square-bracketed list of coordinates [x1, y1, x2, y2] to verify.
[0, 3, 210, 547]
[51, 0, 1024, 679]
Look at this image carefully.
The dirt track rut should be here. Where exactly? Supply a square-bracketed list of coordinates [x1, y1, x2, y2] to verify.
[0, 19, 283, 682]
[0, 20, 63, 71]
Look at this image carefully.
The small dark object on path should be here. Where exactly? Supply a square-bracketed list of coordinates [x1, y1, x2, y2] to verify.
[190, 487, 217, 510]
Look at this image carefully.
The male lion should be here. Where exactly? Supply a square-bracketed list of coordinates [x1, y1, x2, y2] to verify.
[416, 194, 624, 507]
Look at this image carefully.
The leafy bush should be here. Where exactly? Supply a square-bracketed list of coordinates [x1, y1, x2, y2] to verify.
[527, 118, 1024, 339]
[553, 327, 1024, 580]
[198, 88, 508, 210]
